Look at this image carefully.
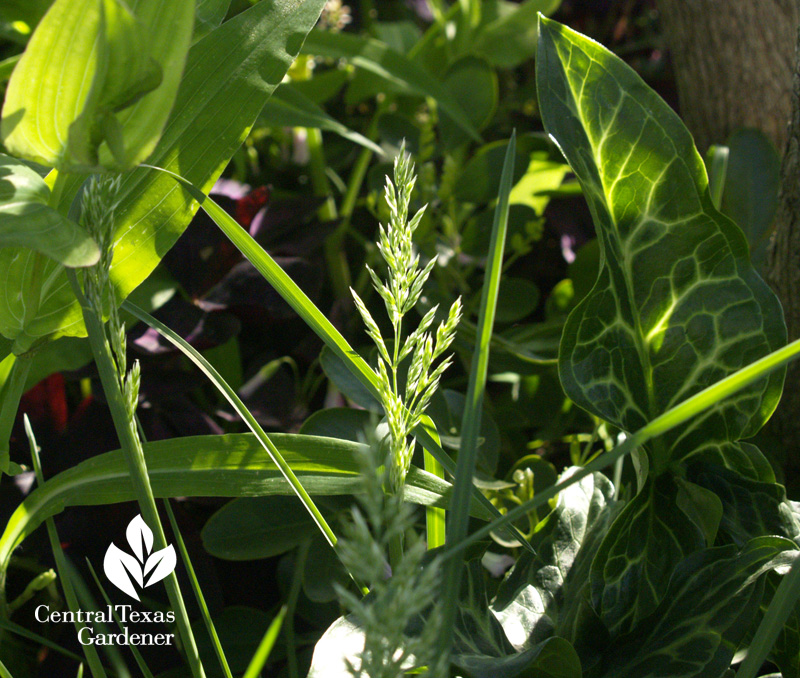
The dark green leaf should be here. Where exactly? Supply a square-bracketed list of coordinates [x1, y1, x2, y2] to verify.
[300, 29, 481, 142]
[202, 496, 320, 560]
[590, 474, 705, 636]
[598, 537, 796, 678]
[537, 17, 786, 470]
[440, 56, 497, 148]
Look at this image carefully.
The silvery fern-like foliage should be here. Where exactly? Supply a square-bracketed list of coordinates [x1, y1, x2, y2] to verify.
[336, 435, 444, 678]
[351, 149, 462, 492]
[81, 175, 140, 416]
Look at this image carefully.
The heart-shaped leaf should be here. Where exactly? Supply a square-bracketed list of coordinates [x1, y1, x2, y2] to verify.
[537, 16, 786, 470]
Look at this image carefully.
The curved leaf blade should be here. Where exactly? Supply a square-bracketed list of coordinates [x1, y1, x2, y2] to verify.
[537, 16, 786, 467]
[0, 433, 488, 572]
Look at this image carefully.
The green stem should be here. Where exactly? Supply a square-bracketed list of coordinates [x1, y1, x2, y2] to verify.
[65, 269, 205, 678]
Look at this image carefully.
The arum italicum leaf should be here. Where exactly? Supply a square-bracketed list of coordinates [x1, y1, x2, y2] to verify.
[0, 0, 328, 353]
[1, 0, 194, 172]
[537, 16, 786, 471]
[0, 155, 99, 267]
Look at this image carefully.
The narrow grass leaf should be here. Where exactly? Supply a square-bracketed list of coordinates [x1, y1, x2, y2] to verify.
[0, 618, 84, 664]
[85, 560, 154, 678]
[242, 606, 287, 678]
[421, 415, 446, 549]
[163, 499, 233, 678]
[263, 85, 384, 155]
[122, 300, 339, 553]
[24, 415, 108, 678]
[736, 553, 800, 678]
[0, 433, 488, 574]
[440, 132, 516, 659]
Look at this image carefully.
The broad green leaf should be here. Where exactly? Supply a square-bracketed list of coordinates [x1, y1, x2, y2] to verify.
[1, 0, 327, 352]
[0, 155, 99, 266]
[261, 84, 383, 155]
[599, 537, 796, 678]
[300, 29, 481, 143]
[675, 476, 723, 547]
[493, 470, 616, 654]
[472, 0, 562, 68]
[299, 407, 376, 442]
[0, 433, 491, 573]
[2, 0, 194, 171]
[440, 56, 497, 149]
[590, 474, 705, 637]
[202, 496, 321, 560]
[686, 461, 800, 547]
[537, 17, 786, 470]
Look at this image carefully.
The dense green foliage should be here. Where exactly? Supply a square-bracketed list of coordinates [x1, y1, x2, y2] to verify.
[0, 2, 796, 677]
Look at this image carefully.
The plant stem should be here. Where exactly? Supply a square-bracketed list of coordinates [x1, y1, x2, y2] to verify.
[65, 268, 205, 678]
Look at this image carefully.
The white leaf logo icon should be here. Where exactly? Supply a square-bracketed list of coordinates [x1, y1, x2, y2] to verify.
[104, 514, 176, 601]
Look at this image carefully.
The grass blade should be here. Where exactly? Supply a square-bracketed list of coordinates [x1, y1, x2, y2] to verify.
[440, 132, 516, 659]
[122, 300, 339, 553]
[24, 416, 108, 678]
[163, 499, 233, 678]
[137, 164, 532, 552]
[735, 552, 800, 678]
[0, 656, 12, 678]
[284, 540, 310, 678]
[420, 416, 445, 549]
[0, 433, 485, 575]
[243, 606, 288, 678]
[447, 334, 800, 559]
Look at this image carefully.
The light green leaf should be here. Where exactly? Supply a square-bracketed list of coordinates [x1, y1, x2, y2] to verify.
[0, 155, 99, 266]
[2, 0, 194, 171]
[493, 470, 617, 655]
[262, 84, 384, 155]
[537, 17, 786, 470]
[1, 0, 328, 352]
[300, 29, 482, 143]
[0, 432, 488, 573]
[600, 537, 796, 678]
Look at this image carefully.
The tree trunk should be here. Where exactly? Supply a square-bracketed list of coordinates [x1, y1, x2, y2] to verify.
[657, 0, 797, 152]
[768, 20, 800, 460]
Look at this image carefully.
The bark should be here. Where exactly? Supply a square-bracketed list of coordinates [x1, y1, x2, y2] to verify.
[657, 0, 797, 152]
[767, 20, 800, 457]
